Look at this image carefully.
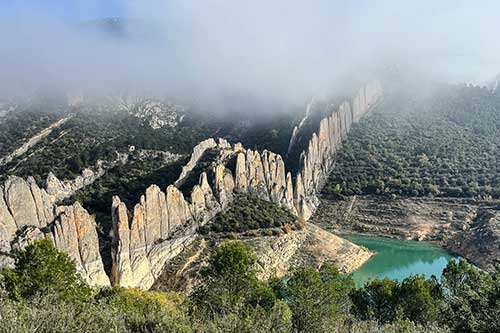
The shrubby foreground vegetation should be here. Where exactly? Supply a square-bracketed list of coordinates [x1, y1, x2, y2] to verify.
[324, 84, 500, 199]
[1, 239, 499, 332]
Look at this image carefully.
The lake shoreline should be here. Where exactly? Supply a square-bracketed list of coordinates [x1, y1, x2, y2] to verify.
[339, 234, 457, 287]
[311, 195, 499, 271]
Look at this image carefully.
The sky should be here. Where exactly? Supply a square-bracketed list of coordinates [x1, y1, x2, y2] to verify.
[1, 1, 500, 104]
[0, 0, 123, 21]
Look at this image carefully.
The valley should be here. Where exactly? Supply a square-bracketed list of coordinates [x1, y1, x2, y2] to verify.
[1, 80, 499, 332]
[2, 2, 500, 331]
[318, 83, 500, 271]
[3, 81, 499, 285]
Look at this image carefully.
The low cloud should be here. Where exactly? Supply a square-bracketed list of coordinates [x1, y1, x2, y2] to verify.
[1, 0, 499, 105]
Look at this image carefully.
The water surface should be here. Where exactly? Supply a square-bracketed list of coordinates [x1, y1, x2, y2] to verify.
[345, 235, 455, 287]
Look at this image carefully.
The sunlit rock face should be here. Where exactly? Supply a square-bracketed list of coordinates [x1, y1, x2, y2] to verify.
[0, 176, 109, 286]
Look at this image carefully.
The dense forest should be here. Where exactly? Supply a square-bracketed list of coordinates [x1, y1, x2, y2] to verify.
[0, 99, 303, 185]
[0, 105, 214, 183]
[1, 238, 498, 332]
[324, 84, 500, 199]
[0, 104, 65, 157]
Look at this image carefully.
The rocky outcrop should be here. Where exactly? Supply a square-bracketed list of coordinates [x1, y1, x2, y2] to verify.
[130, 100, 184, 129]
[0, 176, 109, 286]
[46, 169, 103, 202]
[175, 138, 217, 187]
[296, 81, 383, 217]
[214, 163, 235, 208]
[50, 203, 110, 286]
[250, 223, 372, 280]
[110, 164, 228, 288]
[287, 97, 315, 155]
[448, 210, 500, 270]
[110, 82, 382, 289]
[175, 138, 230, 188]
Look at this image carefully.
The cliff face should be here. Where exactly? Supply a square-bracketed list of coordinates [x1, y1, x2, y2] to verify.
[1, 82, 382, 289]
[110, 82, 382, 289]
[0, 176, 109, 286]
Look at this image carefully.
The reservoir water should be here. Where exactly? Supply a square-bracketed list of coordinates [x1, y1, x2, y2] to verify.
[345, 235, 456, 287]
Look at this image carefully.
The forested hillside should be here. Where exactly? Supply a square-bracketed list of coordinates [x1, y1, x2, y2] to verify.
[324, 84, 500, 199]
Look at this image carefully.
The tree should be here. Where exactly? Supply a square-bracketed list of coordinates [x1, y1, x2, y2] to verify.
[1, 238, 92, 302]
[396, 275, 443, 324]
[440, 260, 500, 333]
[350, 278, 399, 324]
[98, 288, 192, 333]
[278, 264, 354, 332]
[192, 241, 276, 315]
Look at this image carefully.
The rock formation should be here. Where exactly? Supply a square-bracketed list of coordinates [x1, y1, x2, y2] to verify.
[175, 138, 218, 187]
[0, 176, 109, 286]
[110, 81, 382, 289]
[296, 81, 382, 217]
[250, 223, 372, 280]
[46, 169, 103, 202]
[287, 97, 315, 155]
[110, 153, 241, 289]
[1, 82, 382, 290]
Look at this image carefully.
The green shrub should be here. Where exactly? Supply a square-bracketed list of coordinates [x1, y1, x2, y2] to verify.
[98, 288, 192, 333]
[0, 293, 126, 333]
[1, 238, 92, 302]
[275, 264, 355, 332]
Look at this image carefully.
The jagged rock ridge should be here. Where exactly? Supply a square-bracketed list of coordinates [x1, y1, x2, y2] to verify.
[0, 82, 382, 289]
[110, 82, 382, 289]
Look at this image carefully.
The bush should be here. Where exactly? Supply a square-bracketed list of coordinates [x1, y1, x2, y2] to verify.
[275, 264, 355, 332]
[0, 293, 126, 333]
[1, 238, 92, 302]
[98, 288, 192, 333]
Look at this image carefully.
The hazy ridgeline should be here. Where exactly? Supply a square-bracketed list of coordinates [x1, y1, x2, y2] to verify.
[2, 1, 500, 105]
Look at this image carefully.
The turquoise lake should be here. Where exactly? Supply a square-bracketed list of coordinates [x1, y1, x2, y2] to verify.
[345, 235, 456, 287]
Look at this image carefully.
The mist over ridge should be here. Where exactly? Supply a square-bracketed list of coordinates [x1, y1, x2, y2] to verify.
[1, 0, 500, 106]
